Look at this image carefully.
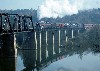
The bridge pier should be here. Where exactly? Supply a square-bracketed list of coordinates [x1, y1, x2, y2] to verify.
[36, 31, 41, 64]
[47, 30, 54, 57]
[71, 29, 81, 38]
[39, 32, 42, 62]
[65, 30, 68, 43]
[21, 50, 36, 71]
[35, 32, 37, 61]
[53, 33, 55, 55]
[58, 30, 61, 53]
[46, 31, 48, 58]
[78, 29, 80, 35]
[41, 31, 47, 62]
[0, 34, 17, 57]
[54, 30, 59, 54]
[19, 32, 35, 49]
[60, 30, 66, 46]
[72, 29, 74, 38]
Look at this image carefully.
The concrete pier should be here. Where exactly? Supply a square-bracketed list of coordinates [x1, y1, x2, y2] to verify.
[72, 29, 74, 38]
[0, 34, 17, 57]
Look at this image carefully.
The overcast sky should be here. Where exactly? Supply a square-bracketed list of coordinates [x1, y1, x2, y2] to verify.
[0, 0, 100, 10]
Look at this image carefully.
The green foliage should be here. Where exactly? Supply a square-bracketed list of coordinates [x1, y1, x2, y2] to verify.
[1, 8, 100, 24]
[40, 8, 100, 24]
[69, 26, 100, 54]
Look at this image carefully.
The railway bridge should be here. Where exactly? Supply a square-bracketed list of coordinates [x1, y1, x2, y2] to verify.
[0, 13, 85, 57]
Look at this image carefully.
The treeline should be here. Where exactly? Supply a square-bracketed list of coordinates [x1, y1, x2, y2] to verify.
[1, 8, 100, 24]
[40, 8, 100, 24]
[65, 25, 100, 56]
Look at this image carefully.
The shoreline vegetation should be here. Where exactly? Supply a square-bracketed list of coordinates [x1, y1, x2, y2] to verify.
[0, 8, 100, 24]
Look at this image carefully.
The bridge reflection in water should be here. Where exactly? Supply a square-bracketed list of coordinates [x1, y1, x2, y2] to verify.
[17, 29, 71, 71]
[0, 29, 83, 71]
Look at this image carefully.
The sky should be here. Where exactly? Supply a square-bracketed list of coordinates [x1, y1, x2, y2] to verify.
[0, 0, 100, 18]
[0, 0, 45, 10]
[39, 0, 100, 18]
[0, 0, 100, 10]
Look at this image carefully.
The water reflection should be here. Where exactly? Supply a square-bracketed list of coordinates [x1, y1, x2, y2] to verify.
[0, 28, 100, 71]
[16, 30, 71, 71]
[21, 50, 36, 71]
[0, 58, 16, 71]
[42, 53, 100, 71]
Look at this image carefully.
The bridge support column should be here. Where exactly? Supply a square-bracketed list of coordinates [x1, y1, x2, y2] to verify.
[21, 32, 35, 49]
[58, 30, 61, 53]
[36, 31, 41, 64]
[17, 23, 18, 32]
[72, 29, 74, 38]
[78, 29, 80, 35]
[35, 32, 37, 62]
[65, 30, 68, 43]
[40, 32, 42, 62]
[46, 31, 48, 58]
[53, 34, 55, 55]
[54, 30, 59, 54]
[1, 34, 17, 57]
